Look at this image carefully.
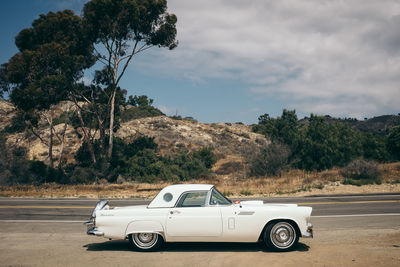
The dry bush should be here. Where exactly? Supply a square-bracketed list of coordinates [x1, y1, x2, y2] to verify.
[341, 159, 381, 179]
[320, 169, 341, 182]
[215, 161, 243, 175]
[249, 142, 290, 177]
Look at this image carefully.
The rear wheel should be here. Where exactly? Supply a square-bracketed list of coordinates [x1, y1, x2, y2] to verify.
[264, 221, 299, 252]
[129, 233, 163, 252]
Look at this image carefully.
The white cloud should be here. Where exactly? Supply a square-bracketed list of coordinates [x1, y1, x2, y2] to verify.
[158, 105, 177, 116]
[78, 76, 91, 86]
[134, 0, 400, 118]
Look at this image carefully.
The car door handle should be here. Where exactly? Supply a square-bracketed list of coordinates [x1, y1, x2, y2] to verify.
[170, 210, 181, 214]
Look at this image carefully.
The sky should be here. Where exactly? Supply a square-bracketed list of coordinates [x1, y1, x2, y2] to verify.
[1, 0, 399, 124]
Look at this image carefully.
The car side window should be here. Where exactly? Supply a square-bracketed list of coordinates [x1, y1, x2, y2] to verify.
[210, 188, 231, 205]
[176, 191, 208, 207]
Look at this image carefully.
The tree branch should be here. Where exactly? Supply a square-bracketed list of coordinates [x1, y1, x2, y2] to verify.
[104, 40, 113, 68]
[115, 39, 140, 86]
[29, 126, 49, 147]
[135, 43, 154, 55]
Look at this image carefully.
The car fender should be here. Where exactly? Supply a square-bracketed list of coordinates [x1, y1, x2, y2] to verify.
[125, 220, 165, 239]
[258, 217, 302, 240]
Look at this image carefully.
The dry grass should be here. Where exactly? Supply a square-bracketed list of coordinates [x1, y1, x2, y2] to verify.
[1, 162, 399, 199]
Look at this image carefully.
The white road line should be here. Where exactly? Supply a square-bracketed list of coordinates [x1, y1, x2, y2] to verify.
[0, 194, 399, 202]
[0, 220, 85, 223]
[312, 213, 400, 218]
[297, 194, 400, 200]
[1, 213, 400, 223]
[0, 199, 147, 202]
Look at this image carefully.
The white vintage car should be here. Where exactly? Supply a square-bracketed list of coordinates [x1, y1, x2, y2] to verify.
[85, 184, 313, 251]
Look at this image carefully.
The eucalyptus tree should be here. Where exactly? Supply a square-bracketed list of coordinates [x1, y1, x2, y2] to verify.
[4, 10, 95, 167]
[83, 0, 178, 159]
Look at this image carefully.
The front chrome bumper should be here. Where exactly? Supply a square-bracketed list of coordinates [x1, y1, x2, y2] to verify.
[84, 221, 104, 236]
[302, 222, 313, 238]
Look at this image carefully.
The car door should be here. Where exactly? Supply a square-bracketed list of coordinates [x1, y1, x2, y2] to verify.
[166, 190, 222, 239]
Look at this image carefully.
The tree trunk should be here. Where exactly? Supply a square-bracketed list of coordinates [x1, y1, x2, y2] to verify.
[99, 122, 105, 156]
[73, 100, 96, 164]
[48, 112, 54, 169]
[91, 96, 105, 157]
[57, 121, 67, 168]
[57, 104, 71, 168]
[107, 88, 117, 159]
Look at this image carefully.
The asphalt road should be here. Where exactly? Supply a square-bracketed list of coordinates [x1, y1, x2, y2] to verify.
[0, 194, 399, 266]
[0, 193, 399, 221]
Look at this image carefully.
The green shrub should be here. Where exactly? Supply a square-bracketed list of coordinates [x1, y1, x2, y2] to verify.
[69, 166, 96, 184]
[388, 126, 400, 160]
[296, 116, 362, 171]
[126, 95, 156, 107]
[74, 135, 217, 183]
[361, 132, 389, 162]
[253, 110, 395, 172]
[169, 115, 197, 123]
[29, 161, 48, 183]
[1, 131, 209, 185]
[192, 147, 217, 169]
[120, 106, 164, 122]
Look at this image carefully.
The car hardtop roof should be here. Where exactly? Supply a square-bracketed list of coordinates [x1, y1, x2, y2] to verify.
[162, 184, 214, 192]
[147, 184, 215, 208]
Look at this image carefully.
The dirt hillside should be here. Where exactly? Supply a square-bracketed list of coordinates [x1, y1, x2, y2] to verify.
[1, 100, 268, 178]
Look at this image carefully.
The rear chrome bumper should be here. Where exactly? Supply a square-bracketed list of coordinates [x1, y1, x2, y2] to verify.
[87, 228, 104, 236]
[84, 221, 104, 236]
[302, 222, 313, 238]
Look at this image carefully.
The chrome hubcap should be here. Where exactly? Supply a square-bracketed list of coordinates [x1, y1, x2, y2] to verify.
[132, 233, 158, 249]
[270, 222, 296, 249]
[139, 233, 151, 242]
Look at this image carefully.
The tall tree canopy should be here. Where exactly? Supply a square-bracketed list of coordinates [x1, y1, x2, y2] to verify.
[8, 10, 94, 111]
[83, 0, 178, 158]
[3, 10, 95, 167]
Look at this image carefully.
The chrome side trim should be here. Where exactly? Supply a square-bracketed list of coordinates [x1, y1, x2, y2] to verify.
[238, 211, 255, 215]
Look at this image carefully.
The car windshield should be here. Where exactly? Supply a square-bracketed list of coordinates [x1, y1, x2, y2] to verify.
[210, 188, 232, 205]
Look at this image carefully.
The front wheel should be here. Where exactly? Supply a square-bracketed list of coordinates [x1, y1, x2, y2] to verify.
[264, 221, 299, 252]
[128, 233, 163, 252]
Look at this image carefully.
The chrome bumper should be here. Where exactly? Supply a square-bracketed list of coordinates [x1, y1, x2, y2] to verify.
[303, 222, 313, 238]
[84, 221, 104, 236]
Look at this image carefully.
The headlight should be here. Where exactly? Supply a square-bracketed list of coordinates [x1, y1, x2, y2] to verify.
[91, 200, 109, 218]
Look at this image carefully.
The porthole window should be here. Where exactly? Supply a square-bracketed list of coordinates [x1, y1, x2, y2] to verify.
[163, 193, 173, 202]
